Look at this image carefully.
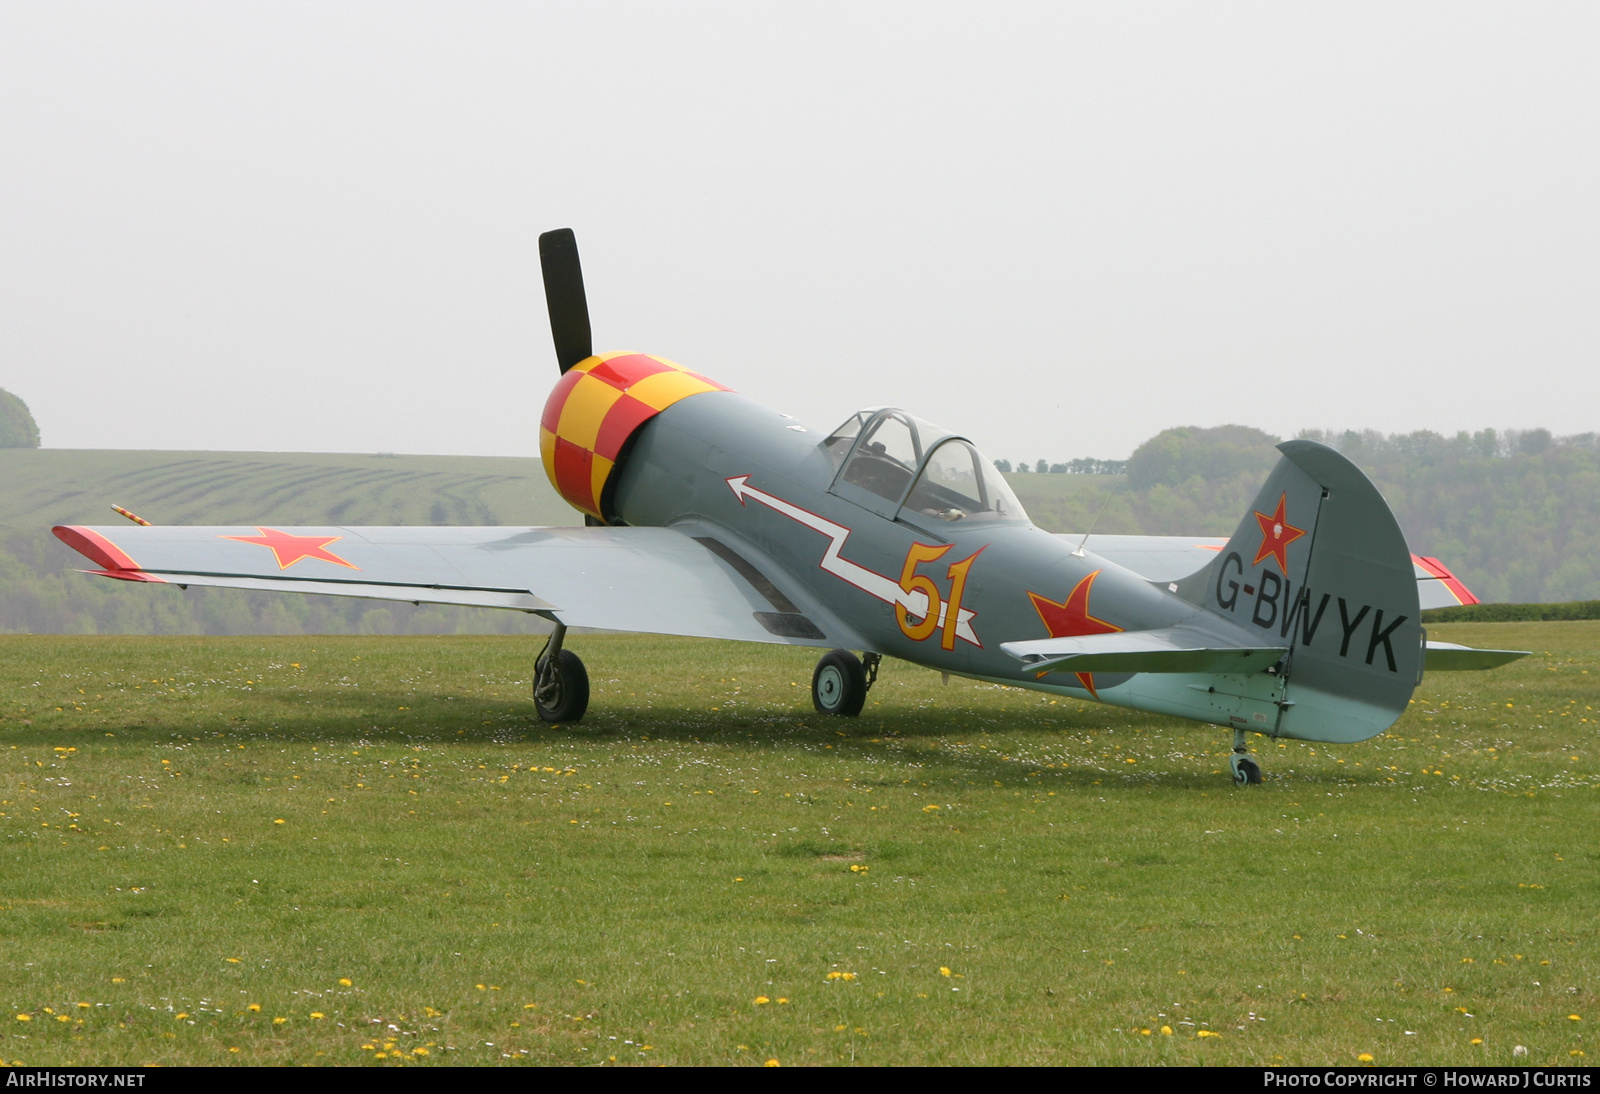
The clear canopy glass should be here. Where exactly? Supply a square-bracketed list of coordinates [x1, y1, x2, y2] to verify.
[903, 439, 1028, 523]
[824, 408, 1029, 523]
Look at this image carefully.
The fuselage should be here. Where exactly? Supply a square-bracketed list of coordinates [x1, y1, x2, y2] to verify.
[603, 389, 1304, 737]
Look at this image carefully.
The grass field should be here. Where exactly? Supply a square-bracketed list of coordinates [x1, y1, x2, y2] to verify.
[0, 621, 1596, 1066]
[0, 448, 573, 530]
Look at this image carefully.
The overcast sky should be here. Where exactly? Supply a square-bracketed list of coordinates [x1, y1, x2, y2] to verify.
[2, 2, 1595, 463]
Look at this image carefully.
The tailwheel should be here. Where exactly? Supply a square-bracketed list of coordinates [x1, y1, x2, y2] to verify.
[533, 622, 589, 723]
[812, 649, 868, 717]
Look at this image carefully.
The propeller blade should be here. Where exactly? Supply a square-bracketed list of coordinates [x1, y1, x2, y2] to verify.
[539, 228, 593, 373]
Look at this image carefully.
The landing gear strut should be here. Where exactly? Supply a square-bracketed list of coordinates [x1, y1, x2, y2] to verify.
[1229, 727, 1262, 786]
[811, 649, 878, 717]
[533, 621, 589, 723]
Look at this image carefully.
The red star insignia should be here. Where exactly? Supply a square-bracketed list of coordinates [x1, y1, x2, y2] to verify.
[220, 527, 359, 571]
[1251, 492, 1306, 573]
[1027, 569, 1123, 699]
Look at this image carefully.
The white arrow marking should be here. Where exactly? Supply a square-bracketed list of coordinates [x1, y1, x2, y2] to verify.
[726, 475, 978, 646]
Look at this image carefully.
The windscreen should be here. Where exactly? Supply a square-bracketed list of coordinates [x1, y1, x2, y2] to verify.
[822, 412, 869, 470]
[839, 412, 922, 503]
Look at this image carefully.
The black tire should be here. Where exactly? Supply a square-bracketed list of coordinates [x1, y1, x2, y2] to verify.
[1232, 756, 1262, 786]
[534, 649, 589, 723]
[812, 649, 867, 717]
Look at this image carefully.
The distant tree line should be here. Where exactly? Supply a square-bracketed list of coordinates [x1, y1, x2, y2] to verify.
[1003, 423, 1600, 604]
[1296, 426, 1597, 461]
[993, 458, 1128, 475]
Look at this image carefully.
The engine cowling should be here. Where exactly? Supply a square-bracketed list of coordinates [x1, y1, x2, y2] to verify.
[538, 351, 730, 522]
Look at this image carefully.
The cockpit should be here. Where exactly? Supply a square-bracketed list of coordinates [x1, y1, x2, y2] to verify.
[821, 408, 1029, 525]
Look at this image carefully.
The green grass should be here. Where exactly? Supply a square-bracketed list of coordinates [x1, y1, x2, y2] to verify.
[1, 622, 1597, 1066]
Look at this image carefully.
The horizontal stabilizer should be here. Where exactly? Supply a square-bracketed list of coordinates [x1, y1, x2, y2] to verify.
[1424, 641, 1530, 671]
[1000, 628, 1286, 676]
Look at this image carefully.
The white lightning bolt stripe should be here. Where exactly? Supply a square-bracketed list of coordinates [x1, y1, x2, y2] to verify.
[725, 475, 979, 647]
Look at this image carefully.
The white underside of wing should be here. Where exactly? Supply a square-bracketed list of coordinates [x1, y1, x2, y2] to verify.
[1001, 626, 1286, 675]
[55, 524, 847, 648]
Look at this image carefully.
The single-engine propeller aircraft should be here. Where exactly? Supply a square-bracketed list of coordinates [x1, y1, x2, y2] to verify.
[54, 229, 1527, 785]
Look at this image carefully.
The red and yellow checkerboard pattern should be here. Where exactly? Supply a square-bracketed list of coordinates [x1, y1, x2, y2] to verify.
[539, 352, 731, 521]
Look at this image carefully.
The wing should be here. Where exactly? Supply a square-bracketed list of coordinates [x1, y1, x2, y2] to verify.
[53, 524, 858, 648]
[1056, 534, 1481, 610]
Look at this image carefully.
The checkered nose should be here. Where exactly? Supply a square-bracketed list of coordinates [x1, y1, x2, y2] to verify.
[538, 352, 731, 521]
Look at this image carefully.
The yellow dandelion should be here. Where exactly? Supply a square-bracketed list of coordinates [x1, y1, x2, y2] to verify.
[413, 1047, 429, 1056]
[362, 1044, 376, 1051]
[1471, 1038, 1483, 1046]
[14, 1015, 29, 1022]
[922, 804, 940, 812]
[55, 1015, 70, 1024]
[1358, 1054, 1374, 1063]
[111, 978, 125, 984]
[339, 978, 352, 987]
[228, 1047, 240, 1053]
[754, 996, 770, 1005]
[273, 819, 285, 825]
[1570, 1014, 1582, 1021]
[272, 1017, 287, 1025]
[835, 1024, 847, 1032]
[247, 1004, 260, 1013]
[1196, 1030, 1220, 1038]
[76, 1003, 89, 1010]
[939, 967, 952, 977]
[309, 1012, 325, 1019]
[226, 957, 241, 964]
[764, 1059, 780, 1067]
[777, 998, 789, 1004]
[476, 984, 486, 991]
[1160, 1026, 1173, 1036]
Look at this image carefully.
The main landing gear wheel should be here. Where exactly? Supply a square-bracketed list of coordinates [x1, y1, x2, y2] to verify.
[533, 622, 589, 723]
[812, 649, 868, 717]
[1230, 754, 1262, 786]
[1229, 726, 1263, 785]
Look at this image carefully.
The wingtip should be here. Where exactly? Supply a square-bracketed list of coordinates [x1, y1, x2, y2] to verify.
[53, 525, 145, 575]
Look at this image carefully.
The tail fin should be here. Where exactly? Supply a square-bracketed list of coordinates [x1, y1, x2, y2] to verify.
[1177, 440, 1420, 743]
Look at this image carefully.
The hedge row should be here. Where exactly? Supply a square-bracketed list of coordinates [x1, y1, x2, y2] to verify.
[1421, 601, 1600, 623]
